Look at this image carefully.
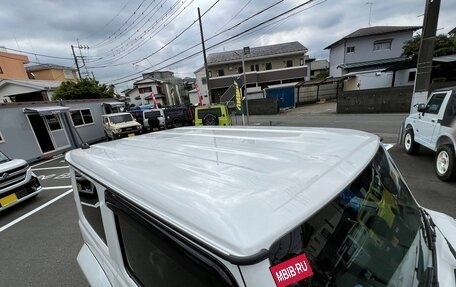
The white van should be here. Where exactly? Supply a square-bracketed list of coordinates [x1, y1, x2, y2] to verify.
[66, 127, 456, 287]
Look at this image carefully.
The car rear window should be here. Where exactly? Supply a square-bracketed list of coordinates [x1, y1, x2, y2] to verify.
[197, 108, 222, 119]
[145, 111, 162, 119]
[268, 147, 422, 286]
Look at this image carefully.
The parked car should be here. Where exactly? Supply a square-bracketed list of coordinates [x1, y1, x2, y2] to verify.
[403, 86, 456, 181]
[0, 150, 42, 211]
[66, 126, 456, 287]
[130, 109, 166, 132]
[163, 105, 194, 128]
[102, 112, 142, 140]
[195, 104, 231, 126]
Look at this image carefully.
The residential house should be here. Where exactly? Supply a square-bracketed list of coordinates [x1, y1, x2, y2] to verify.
[325, 26, 421, 90]
[143, 71, 184, 105]
[0, 48, 29, 80]
[309, 59, 329, 80]
[26, 64, 78, 82]
[0, 79, 62, 103]
[195, 41, 309, 104]
[125, 71, 184, 107]
[126, 78, 166, 107]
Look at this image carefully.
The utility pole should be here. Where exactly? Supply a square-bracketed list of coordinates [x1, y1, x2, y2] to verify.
[243, 47, 250, 125]
[411, 0, 441, 112]
[198, 7, 211, 105]
[77, 39, 90, 78]
[71, 45, 82, 79]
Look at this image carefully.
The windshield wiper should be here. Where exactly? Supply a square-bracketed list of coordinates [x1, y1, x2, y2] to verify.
[419, 208, 438, 287]
[423, 209, 456, 260]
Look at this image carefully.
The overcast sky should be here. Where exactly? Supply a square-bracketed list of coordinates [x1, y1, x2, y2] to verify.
[1, 0, 455, 92]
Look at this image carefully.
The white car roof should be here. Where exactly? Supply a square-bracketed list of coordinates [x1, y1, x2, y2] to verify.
[66, 126, 380, 260]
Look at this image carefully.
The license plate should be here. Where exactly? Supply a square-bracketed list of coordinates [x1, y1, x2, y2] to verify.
[128, 133, 135, 137]
[0, 193, 18, 207]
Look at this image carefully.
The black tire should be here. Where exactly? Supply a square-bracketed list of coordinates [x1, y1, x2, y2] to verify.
[172, 117, 183, 128]
[202, 113, 219, 126]
[435, 145, 456, 182]
[404, 129, 420, 155]
[104, 131, 112, 141]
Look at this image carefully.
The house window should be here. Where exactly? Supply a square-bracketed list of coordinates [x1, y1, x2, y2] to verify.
[201, 77, 207, 84]
[408, 71, 416, 82]
[346, 46, 355, 53]
[238, 66, 243, 74]
[251, 64, 259, 71]
[138, 87, 152, 94]
[45, 115, 62, 131]
[373, 39, 392, 51]
[208, 71, 212, 78]
[63, 70, 73, 79]
[265, 63, 272, 70]
[156, 86, 163, 95]
[300, 58, 304, 66]
[70, 109, 94, 127]
[250, 65, 255, 71]
[0, 131, 4, 143]
[217, 69, 224, 76]
[286, 60, 293, 67]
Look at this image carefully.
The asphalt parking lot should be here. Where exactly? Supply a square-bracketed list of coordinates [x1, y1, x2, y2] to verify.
[0, 106, 455, 286]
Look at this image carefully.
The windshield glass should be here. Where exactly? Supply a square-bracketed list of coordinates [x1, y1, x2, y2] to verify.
[269, 147, 430, 286]
[0, 151, 9, 163]
[109, 114, 134, 124]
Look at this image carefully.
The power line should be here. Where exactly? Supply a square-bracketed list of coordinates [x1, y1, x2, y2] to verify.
[89, 0, 189, 65]
[110, 0, 317, 85]
[1, 46, 74, 60]
[92, 0, 148, 48]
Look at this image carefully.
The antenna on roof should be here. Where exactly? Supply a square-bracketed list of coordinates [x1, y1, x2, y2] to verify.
[366, 2, 375, 26]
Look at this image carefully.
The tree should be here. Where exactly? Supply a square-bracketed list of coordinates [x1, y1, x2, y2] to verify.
[53, 78, 115, 100]
[402, 33, 456, 60]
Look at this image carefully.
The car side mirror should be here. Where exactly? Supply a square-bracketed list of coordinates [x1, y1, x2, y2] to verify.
[416, 104, 426, 113]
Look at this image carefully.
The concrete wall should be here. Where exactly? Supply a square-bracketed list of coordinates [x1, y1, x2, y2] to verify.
[337, 86, 414, 113]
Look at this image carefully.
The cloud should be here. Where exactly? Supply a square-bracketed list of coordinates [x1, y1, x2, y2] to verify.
[1, 0, 455, 90]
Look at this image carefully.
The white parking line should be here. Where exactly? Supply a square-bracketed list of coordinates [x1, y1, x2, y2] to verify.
[32, 166, 69, 171]
[42, 185, 72, 190]
[0, 189, 73, 233]
[31, 155, 64, 168]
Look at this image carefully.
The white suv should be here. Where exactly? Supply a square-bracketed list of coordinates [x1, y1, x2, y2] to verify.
[403, 87, 456, 181]
[102, 112, 142, 140]
[66, 127, 456, 287]
[0, 150, 42, 211]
